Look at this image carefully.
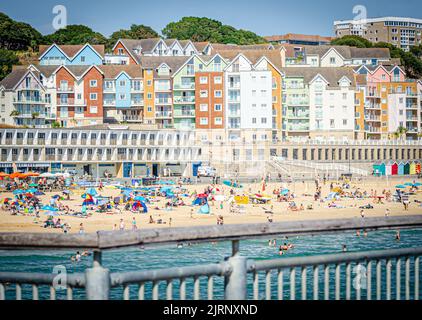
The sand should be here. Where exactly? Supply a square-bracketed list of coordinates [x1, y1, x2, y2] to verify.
[0, 176, 421, 233]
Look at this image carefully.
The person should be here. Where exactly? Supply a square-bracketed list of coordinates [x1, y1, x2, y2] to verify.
[395, 231, 401, 241]
[278, 246, 284, 256]
[402, 193, 409, 211]
[79, 223, 84, 234]
[112, 224, 117, 231]
[132, 217, 137, 230]
[385, 208, 390, 217]
[119, 219, 125, 230]
[342, 244, 347, 252]
[75, 251, 81, 262]
[267, 215, 273, 223]
[360, 209, 365, 218]
[169, 217, 172, 227]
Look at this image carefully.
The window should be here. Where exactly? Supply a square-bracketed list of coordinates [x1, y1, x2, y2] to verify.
[119, 94, 126, 100]
[342, 93, 347, 100]
[200, 104, 208, 112]
[118, 48, 124, 55]
[81, 56, 85, 62]
[330, 119, 335, 128]
[261, 118, 267, 124]
[147, 93, 152, 99]
[330, 57, 336, 64]
[200, 90, 208, 98]
[119, 80, 126, 86]
[252, 118, 257, 124]
[147, 80, 152, 86]
[200, 117, 208, 125]
[90, 93, 97, 100]
[214, 90, 222, 98]
[343, 119, 347, 126]
[214, 104, 222, 111]
[214, 76, 222, 84]
[90, 80, 97, 87]
[90, 106, 97, 113]
[200, 76, 207, 84]
[214, 117, 222, 125]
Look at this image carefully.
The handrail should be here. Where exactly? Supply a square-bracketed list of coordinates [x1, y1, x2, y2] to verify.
[0, 216, 421, 250]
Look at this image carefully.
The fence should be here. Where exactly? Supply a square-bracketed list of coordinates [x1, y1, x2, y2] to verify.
[0, 216, 421, 300]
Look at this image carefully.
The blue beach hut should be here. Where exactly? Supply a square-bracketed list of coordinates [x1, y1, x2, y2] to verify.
[398, 162, 405, 176]
[372, 162, 382, 176]
[379, 162, 386, 176]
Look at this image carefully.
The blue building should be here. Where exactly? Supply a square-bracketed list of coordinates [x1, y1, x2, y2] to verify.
[39, 44, 104, 66]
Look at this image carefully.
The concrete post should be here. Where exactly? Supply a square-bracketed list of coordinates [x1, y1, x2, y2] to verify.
[224, 241, 247, 300]
[85, 251, 110, 300]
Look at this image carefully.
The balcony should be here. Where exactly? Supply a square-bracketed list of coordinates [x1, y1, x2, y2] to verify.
[406, 104, 418, 109]
[122, 115, 142, 122]
[174, 83, 195, 90]
[174, 96, 195, 104]
[131, 86, 143, 93]
[285, 124, 309, 132]
[155, 86, 171, 92]
[365, 115, 381, 122]
[13, 97, 49, 104]
[103, 86, 115, 93]
[173, 110, 195, 117]
[287, 99, 309, 106]
[366, 92, 380, 99]
[365, 104, 381, 110]
[57, 86, 74, 93]
[155, 111, 172, 118]
[228, 83, 240, 89]
[155, 98, 172, 105]
[406, 92, 418, 98]
[57, 99, 87, 106]
[131, 99, 144, 106]
[228, 97, 241, 103]
[286, 112, 310, 119]
[103, 100, 116, 106]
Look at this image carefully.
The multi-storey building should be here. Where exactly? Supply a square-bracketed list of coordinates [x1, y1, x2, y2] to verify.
[334, 17, 422, 51]
[265, 33, 333, 46]
[38, 44, 105, 66]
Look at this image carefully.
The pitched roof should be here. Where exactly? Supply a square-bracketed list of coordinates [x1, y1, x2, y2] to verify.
[139, 56, 190, 78]
[38, 44, 105, 59]
[0, 68, 29, 90]
[217, 49, 283, 71]
[349, 47, 390, 59]
[281, 67, 357, 88]
[98, 65, 143, 79]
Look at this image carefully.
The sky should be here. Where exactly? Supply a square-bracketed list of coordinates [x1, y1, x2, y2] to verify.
[1, 0, 421, 37]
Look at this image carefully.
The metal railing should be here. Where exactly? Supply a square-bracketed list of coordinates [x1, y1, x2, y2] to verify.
[0, 216, 421, 300]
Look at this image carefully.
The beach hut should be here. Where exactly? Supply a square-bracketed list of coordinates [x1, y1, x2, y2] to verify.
[391, 162, 398, 176]
[398, 162, 405, 175]
[404, 162, 411, 175]
[416, 162, 421, 174]
[385, 161, 393, 176]
[378, 162, 386, 176]
[372, 162, 383, 176]
[410, 161, 417, 175]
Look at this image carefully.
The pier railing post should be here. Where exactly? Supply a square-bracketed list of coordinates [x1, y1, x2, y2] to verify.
[85, 250, 110, 300]
[224, 240, 247, 300]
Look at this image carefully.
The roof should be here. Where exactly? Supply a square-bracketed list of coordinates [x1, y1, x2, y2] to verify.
[265, 33, 333, 43]
[0, 68, 29, 90]
[139, 56, 190, 78]
[355, 74, 367, 86]
[349, 47, 390, 59]
[216, 50, 283, 72]
[281, 67, 357, 87]
[38, 44, 105, 59]
[98, 65, 143, 79]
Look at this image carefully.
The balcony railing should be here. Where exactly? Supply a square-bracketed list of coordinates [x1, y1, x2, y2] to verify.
[57, 86, 74, 93]
[155, 111, 172, 118]
[0, 216, 421, 300]
[57, 99, 87, 106]
[13, 97, 49, 104]
[155, 98, 172, 105]
[173, 96, 195, 104]
[173, 110, 195, 117]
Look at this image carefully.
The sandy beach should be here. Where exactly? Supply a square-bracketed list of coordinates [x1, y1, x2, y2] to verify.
[0, 176, 421, 233]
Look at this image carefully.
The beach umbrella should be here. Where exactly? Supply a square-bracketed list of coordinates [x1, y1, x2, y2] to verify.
[23, 172, 40, 177]
[12, 189, 25, 195]
[413, 182, 422, 187]
[395, 185, 406, 189]
[134, 196, 148, 202]
[26, 188, 38, 193]
[39, 172, 55, 178]
[0, 172, 9, 178]
[404, 183, 413, 186]
[29, 183, 38, 187]
[9, 172, 25, 179]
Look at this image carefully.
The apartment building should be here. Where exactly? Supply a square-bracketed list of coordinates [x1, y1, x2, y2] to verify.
[334, 17, 422, 51]
[279, 44, 391, 67]
[265, 33, 333, 46]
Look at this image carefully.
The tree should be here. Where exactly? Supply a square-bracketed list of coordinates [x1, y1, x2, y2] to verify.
[162, 17, 266, 45]
[393, 126, 408, 140]
[0, 49, 19, 80]
[44, 25, 107, 45]
[9, 110, 20, 117]
[0, 12, 43, 51]
[108, 24, 159, 49]
[331, 35, 373, 48]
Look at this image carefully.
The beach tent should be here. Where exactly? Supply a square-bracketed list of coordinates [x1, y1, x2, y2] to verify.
[404, 162, 411, 175]
[410, 161, 417, 175]
[198, 203, 210, 214]
[134, 196, 149, 203]
[326, 192, 339, 200]
[81, 193, 95, 205]
[385, 161, 393, 176]
[398, 162, 405, 176]
[86, 188, 98, 196]
[234, 196, 249, 205]
[223, 180, 242, 188]
[132, 201, 148, 213]
[192, 194, 208, 206]
[391, 162, 398, 176]
[41, 205, 59, 211]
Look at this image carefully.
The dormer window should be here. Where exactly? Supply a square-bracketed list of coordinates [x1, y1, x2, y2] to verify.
[172, 50, 178, 55]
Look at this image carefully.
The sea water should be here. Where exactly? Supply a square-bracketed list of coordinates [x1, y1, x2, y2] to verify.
[1, 228, 421, 300]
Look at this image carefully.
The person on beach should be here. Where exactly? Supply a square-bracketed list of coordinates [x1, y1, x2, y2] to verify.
[385, 208, 390, 217]
[79, 223, 84, 234]
[360, 209, 365, 218]
[119, 219, 125, 230]
[132, 217, 137, 230]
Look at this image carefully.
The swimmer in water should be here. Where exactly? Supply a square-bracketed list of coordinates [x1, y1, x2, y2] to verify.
[395, 231, 400, 241]
[356, 230, 360, 237]
[342, 244, 347, 252]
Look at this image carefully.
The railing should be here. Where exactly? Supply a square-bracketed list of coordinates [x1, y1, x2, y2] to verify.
[0, 217, 421, 300]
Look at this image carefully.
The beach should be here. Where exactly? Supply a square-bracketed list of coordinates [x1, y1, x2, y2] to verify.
[0, 176, 421, 233]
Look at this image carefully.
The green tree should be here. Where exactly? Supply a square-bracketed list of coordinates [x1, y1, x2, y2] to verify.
[44, 25, 107, 45]
[162, 17, 266, 45]
[393, 126, 408, 140]
[108, 24, 159, 49]
[331, 35, 373, 48]
[0, 12, 43, 50]
[0, 49, 19, 80]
